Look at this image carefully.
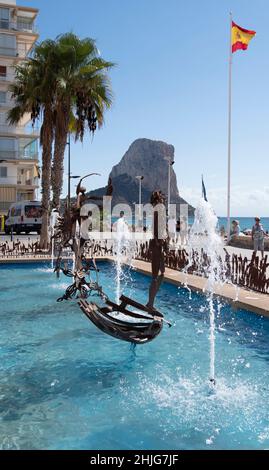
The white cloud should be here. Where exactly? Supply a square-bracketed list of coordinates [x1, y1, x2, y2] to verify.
[180, 185, 269, 216]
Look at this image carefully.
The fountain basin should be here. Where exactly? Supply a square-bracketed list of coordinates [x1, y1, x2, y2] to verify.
[0, 261, 269, 450]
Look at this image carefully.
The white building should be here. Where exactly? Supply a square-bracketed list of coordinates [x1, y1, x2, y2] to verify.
[0, 0, 39, 215]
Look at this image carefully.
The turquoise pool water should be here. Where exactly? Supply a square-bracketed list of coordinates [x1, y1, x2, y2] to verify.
[0, 261, 269, 450]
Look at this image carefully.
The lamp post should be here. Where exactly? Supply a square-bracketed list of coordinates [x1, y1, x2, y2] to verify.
[66, 133, 81, 207]
[69, 175, 81, 193]
[67, 133, 71, 208]
[136, 175, 144, 225]
[166, 158, 174, 217]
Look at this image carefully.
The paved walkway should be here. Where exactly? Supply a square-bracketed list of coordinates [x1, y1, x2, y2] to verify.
[172, 242, 263, 260]
[225, 245, 263, 260]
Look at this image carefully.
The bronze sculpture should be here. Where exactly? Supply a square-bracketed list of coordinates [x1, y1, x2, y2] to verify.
[53, 179, 170, 344]
[147, 190, 169, 310]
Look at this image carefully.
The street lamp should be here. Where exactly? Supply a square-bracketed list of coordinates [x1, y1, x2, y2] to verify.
[165, 158, 174, 217]
[66, 133, 72, 208]
[66, 134, 81, 207]
[67, 174, 81, 206]
[66, 134, 102, 207]
[136, 175, 144, 225]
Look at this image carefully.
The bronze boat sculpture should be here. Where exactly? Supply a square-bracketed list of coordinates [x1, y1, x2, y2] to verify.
[78, 295, 170, 345]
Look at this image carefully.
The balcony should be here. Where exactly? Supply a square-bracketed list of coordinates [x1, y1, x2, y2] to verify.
[0, 20, 37, 34]
[0, 150, 38, 161]
[0, 124, 39, 137]
[17, 177, 38, 187]
[0, 43, 33, 59]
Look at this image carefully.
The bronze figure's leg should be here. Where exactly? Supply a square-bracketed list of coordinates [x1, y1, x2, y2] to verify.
[147, 246, 165, 309]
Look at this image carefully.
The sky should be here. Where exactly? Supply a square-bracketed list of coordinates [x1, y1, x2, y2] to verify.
[20, 0, 269, 216]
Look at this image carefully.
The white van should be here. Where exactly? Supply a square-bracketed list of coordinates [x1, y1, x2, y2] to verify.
[5, 201, 42, 235]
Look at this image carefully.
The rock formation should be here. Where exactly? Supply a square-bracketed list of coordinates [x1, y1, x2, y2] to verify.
[88, 138, 194, 214]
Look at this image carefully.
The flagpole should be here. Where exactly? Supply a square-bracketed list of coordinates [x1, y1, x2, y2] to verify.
[227, 12, 233, 243]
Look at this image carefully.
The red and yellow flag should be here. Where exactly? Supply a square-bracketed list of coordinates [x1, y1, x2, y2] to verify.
[231, 21, 256, 53]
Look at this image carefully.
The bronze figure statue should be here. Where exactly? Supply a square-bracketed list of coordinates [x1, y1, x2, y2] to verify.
[147, 190, 168, 310]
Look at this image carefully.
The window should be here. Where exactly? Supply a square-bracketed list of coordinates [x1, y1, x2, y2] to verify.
[0, 112, 7, 124]
[0, 34, 16, 56]
[17, 17, 33, 32]
[22, 140, 38, 159]
[0, 8, 9, 29]
[0, 166, 7, 177]
[25, 205, 42, 219]
[0, 138, 16, 159]
[0, 91, 6, 104]
[0, 65, 6, 79]
[0, 138, 15, 150]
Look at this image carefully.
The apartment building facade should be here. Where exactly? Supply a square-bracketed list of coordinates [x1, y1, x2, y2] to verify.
[0, 0, 39, 215]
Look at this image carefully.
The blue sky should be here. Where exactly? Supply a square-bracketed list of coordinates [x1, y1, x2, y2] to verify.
[22, 0, 269, 216]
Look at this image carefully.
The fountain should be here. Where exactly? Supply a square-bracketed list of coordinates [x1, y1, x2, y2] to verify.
[51, 238, 55, 270]
[50, 210, 59, 270]
[188, 198, 226, 385]
[112, 214, 133, 304]
[70, 218, 81, 275]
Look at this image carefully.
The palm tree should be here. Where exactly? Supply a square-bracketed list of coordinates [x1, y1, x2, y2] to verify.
[8, 34, 114, 246]
[50, 33, 114, 210]
[8, 39, 58, 248]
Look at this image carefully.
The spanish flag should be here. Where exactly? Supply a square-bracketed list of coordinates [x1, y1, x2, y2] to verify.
[232, 21, 256, 53]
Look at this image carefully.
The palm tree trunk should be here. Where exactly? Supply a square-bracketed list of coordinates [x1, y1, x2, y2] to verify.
[51, 101, 70, 211]
[40, 108, 54, 249]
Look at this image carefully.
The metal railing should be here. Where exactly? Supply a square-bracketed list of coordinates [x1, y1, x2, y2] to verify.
[0, 124, 39, 136]
[0, 150, 38, 160]
[136, 243, 269, 295]
[17, 178, 38, 187]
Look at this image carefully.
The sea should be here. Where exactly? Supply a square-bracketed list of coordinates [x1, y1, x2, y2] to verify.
[112, 216, 269, 232]
[198, 217, 269, 233]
